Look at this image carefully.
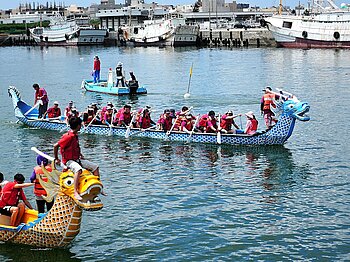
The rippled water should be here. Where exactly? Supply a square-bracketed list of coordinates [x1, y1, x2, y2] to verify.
[0, 46, 349, 261]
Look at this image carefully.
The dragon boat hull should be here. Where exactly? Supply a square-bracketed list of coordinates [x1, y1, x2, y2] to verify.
[8, 86, 310, 146]
[81, 79, 147, 96]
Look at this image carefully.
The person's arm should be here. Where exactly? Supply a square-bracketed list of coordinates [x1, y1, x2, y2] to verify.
[14, 183, 34, 189]
[233, 121, 240, 130]
[30, 170, 37, 183]
[23, 199, 33, 209]
[53, 142, 61, 165]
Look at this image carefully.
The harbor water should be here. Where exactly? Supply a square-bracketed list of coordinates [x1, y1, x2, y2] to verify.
[0, 46, 349, 261]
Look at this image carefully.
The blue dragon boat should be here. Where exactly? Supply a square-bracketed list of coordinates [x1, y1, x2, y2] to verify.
[81, 79, 147, 96]
[8, 86, 310, 146]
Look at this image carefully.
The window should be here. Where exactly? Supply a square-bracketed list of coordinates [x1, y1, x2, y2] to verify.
[282, 21, 292, 28]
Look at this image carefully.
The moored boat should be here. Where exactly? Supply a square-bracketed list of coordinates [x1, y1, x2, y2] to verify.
[8, 86, 310, 146]
[123, 14, 199, 47]
[263, 0, 350, 48]
[30, 13, 107, 46]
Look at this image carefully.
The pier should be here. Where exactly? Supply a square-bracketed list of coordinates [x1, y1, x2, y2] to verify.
[198, 28, 276, 47]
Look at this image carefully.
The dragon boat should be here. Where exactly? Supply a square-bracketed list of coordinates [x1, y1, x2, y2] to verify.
[81, 78, 147, 96]
[0, 162, 103, 248]
[8, 86, 310, 146]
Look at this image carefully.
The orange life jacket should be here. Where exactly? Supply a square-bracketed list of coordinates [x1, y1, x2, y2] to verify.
[33, 165, 52, 197]
[263, 93, 276, 110]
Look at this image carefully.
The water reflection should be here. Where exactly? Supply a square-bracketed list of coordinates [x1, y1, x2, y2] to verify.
[0, 243, 80, 262]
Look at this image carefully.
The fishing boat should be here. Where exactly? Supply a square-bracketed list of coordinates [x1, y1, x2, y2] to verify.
[81, 69, 147, 96]
[263, 0, 350, 48]
[123, 14, 199, 47]
[0, 162, 103, 248]
[8, 86, 310, 146]
[30, 13, 107, 46]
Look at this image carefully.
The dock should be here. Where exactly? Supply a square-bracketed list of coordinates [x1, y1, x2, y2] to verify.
[198, 28, 276, 47]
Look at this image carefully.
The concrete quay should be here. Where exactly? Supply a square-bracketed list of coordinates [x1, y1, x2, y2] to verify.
[198, 28, 276, 47]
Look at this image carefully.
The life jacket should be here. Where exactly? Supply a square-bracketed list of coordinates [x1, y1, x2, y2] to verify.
[220, 115, 233, 131]
[60, 131, 80, 164]
[263, 93, 276, 111]
[246, 119, 258, 135]
[117, 109, 131, 126]
[48, 107, 61, 118]
[181, 118, 193, 131]
[33, 165, 52, 197]
[0, 182, 21, 208]
[140, 115, 151, 129]
[198, 114, 209, 127]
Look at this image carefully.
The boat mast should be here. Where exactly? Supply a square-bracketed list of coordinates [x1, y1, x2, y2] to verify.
[279, 0, 283, 15]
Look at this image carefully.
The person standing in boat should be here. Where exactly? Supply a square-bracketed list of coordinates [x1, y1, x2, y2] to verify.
[260, 86, 278, 129]
[30, 155, 54, 213]
[115, 62, 125, 87]
[33, 83, 49, 119]
[54, 117, 100, 200]
[245, 111, 258, 135]
[0, 173, 34, 227]
[42, 101, 61, 119]
[93, 56, 101, 84]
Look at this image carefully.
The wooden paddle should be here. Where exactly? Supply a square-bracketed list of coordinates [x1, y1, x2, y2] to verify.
[217, 114, 222, 145]
[24, 101, 41, 116]
[187, 114, 200, 143]
[31, 146, 67, 169]
[125, 111, 137, 138]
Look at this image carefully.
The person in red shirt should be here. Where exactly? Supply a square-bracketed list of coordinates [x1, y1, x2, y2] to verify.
[93, 55, 101, 83]
[220, 110, 241, 134]
[260, 86, 278, 129]
[33, 83, 49, 119]
[0, 173, 34, 226]
[245, 111, 258, 135]
[42, 101, 61, 119]
[53, 117, 100, 200]
[157, 109, 173, 131]
[117, 104, 132, 127]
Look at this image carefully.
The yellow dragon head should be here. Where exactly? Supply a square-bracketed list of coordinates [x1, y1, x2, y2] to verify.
[39, 162, 103, 211]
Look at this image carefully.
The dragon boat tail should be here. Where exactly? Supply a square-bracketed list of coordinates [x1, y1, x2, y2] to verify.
[8, 86, 310, 146]
[0, 162, 103, 248]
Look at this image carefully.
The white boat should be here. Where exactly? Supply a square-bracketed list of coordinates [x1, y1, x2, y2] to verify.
[30, 14, 80, 45]
[30, 14, 107, 46]
[264, 0, 350, 48]
[123, 15, 199, 47]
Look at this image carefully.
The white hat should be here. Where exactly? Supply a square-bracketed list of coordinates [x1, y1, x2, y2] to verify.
[245, 111, 254, 118]
[53, 101, 59, 105]
[117, 62, 123, 67]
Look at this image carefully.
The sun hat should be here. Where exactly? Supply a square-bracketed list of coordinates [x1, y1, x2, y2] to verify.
[53, 101, 59, 105]
[245, 111, 255, 118]
[107, 106, 113, 110]
[226, 110, 233, 115]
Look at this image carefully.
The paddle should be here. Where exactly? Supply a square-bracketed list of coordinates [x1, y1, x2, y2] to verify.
[239, 115, 243, 130]
[217, 114, 222, 145]
[109, 109, 116, 136]
[24, 101, 41, 116]
[187, 114, 200, 143]
[125, 111, 137, 138]
[82, 109, 101, 133]
[31, 146, 67, 169]
[166, 115, 179, 137]
[130, 125, 157, 137]
[184, 63, 193, 99]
